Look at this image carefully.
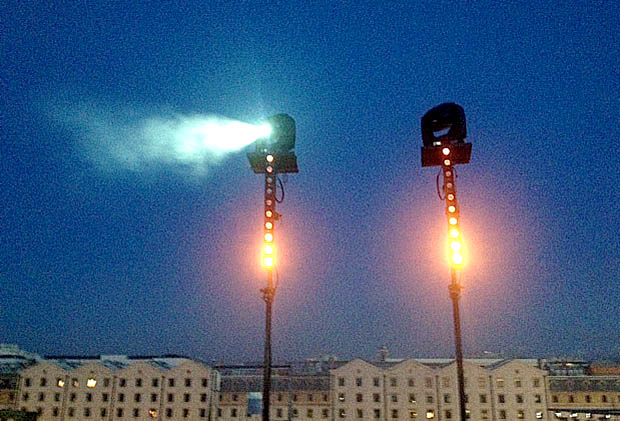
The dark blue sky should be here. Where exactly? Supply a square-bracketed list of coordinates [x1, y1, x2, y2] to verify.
[2, 1, 618, 362]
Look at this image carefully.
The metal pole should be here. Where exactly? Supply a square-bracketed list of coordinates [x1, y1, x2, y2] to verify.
[262, 271, 275, 421]
[449, 269, 466, 421]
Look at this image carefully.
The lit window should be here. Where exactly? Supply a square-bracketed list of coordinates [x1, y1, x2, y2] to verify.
[57, 379, 65, 388]
[87, 378, 97, 388]
[149, 409, 158, 418]
[426, 410, 435, 419]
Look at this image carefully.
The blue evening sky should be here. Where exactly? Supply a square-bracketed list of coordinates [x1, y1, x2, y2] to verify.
[2, 1, 618, 361]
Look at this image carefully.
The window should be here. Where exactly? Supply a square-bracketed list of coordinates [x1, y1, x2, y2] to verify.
[535, 394, 542, 403]
[481, 409, 489, 419]
[444, 394, 451, 403]
[391, 394, 398, 403]
[515, 378, 522, 388]
[602, 395, 608, 403]
[22, 392, 29, 401]
[499, 410, 506, 420]
[152, 378, 159, 387]
[232, 393, 238, 401]
[425, 377, 433, 388]
[536, 411, 544, 419]
[339, 409, 346, 418]
[356, 377, 363, 387]
[101, 408, 107, 417]
[516, 394, 523, 403]
[276, 408, 283, 418]
[338, 377, 345, 387]
[167, 393, 173, 402]
[338, 393, 345, 402]
[202, 378, 208, 387]
[183, 408, 189, 418]
[68, 408, 75, 417]
[292, 408, 298, 418]
[52, 407, 59, 416]
[277, 393, 283, 401]
[496, 378, 504, 388]
[586, 394, 591, 403]
[103, 378, 110, 388]
[374, 393, 381, 402]
[119, 378, 126, 387]
[133, 408, 139, 417]
[72, 378, 79, 387]
[498, 394, 505, 404]
[25, 378, 31, 387]
[390, 377, 398, 387]
[324, 393, 329, 401]
[86, 392, 92, 402]
[217, 408, 222, 417]
[569, 395, 574, 403]
[40, 378, 47, 387]
[151, 409, 159, 418]
[478, 377, 485, 388]
[426, 395, 433, 404]
[408, 393, 416, 403]
[409, 410, 417, 419]
[552, 395, 558, 403]
[322, 409, 329, 418]
[374, 409, 381, 419]
[391, 409, 399, 419]
[136, 378, 142, 387]
[231, 408, 237, 417]
[54, 393, 61, 402]
[118, 393, 125, 402]
[442, 377, 451, 388]
[445, 410, 452, 419]
[57, 378, 65, 388]
[151, 393, 158, 402]
[116, 408, 123, 417]
[408, 378, 415, 387]
[184, 393, 190, 402]
[69, 393, 76, 402]
[517, 410, 524, 419]
[356, 393, 363, 402]
[135, 393, 141, 402]
[185, 378, 192, 387]
[200, 393, 207, 402]
[103, 393, 109, 402]
[38, 392, 45, 402]
[168, 378, 175, 387]
[356, 409, 363, 418]
[373, 377, 380, 387]
[533, 378, 541, 388]
[166, 408, 173, 418]
[309, 393, 314, 401]
[308, 409, 315, 418]
[426, 410, 434, 419]
[293, 394, 298, 402]
[479, 394, 487, 404]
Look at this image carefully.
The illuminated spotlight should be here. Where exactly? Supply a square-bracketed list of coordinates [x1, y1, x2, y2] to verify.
[264, 244, 274, 255]
[446, 182, 453, 189]
[266, 210, 273, 218]
[265, 221, 273, 230]
[449, 228, 460, 238]
[257, 124, 272, 138]
[266, 154, 274, 163]
[445, 170, 452, 177]
[449, 217, 458, 225]
[264, 233, 273, 242]
[450, 240, 462, 252]
[448, 205, 456, 213]
[263, 256, 274, 268]
[447, 194, 455, 201]
[266, 166, 274, 173]
[452, 253, 463, 266]
[443, 159, 451, 166]
[442, 147, 451, 156]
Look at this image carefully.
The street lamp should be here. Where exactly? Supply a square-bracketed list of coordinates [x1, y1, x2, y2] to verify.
[421, 103, 472, 421]
[247, 113, 299, 421]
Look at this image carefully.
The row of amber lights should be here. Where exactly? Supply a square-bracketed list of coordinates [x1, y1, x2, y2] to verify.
[263, 154, 276, 268]
[441, 147, 464, 268]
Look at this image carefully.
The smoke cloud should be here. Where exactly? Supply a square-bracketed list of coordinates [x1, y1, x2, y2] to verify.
[52, 102, 270, 176]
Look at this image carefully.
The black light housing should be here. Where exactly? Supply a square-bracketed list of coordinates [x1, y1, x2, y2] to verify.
[248, 113, 299, 173]
[421, 103, 472, 167]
